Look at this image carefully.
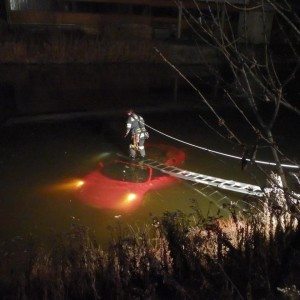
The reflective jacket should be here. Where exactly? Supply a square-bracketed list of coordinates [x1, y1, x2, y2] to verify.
[126, 113, 146, 137]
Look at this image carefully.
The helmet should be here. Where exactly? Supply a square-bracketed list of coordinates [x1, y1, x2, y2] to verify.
[127, 109, 134, 116]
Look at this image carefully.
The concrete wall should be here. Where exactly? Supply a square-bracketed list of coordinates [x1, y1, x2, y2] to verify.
[0, 64, 211, 117]
[0, 24, 219, 64]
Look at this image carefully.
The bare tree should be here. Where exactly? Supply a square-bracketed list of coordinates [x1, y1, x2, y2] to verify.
[157, 0, 299, 212]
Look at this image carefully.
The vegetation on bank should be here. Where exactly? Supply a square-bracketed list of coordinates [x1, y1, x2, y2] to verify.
[0, 184, 299, 299]
[0, 2, 298, 298]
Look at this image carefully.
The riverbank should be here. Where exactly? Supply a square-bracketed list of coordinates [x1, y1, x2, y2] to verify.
[0, 192, 299, 299]
[0, 63, 217, 124]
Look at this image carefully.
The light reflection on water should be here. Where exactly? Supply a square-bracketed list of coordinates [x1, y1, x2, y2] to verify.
[0, 110, 298, 246]
[0, 116, 249, 244]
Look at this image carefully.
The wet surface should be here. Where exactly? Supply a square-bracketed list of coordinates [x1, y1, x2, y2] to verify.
[0, 65, 299, 245]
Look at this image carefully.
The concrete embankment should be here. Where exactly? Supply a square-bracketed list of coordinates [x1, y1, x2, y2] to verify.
[0, 63, 217, 124]
[0, 26, 219, 64]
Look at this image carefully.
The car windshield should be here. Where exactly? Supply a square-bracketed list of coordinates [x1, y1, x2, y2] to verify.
[101, 162, 150, 183]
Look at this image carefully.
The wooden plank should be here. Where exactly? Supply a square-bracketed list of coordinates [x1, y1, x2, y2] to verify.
[64, 0, 249, 9]
[64, 0, 158, 5]
[9, 10, 188, 29]
[63, 0, 185, 8]
[9, 10, 152, 26]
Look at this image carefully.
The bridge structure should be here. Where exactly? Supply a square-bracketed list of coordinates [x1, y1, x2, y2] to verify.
[143, 158, 264, 197]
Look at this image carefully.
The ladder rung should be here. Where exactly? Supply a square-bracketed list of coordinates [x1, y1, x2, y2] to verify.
[143, 159, 262, 197]
[200, 186, 211, 191]
[154, 164, 165, 168]
[163, 167, 177, 171]
[194, 175, 205, 179]
[187, 173, 198, 177]
[208, 191, 218, 197]
[180, 171, 194, 176]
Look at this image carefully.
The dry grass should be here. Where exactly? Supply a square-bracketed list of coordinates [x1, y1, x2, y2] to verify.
[0, 188, 299, 299]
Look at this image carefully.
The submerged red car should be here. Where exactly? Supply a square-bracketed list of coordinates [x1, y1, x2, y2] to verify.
[77, 144, 185, 210]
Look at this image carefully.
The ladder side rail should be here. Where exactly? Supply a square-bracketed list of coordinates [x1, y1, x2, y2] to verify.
[143, 161, 264, 197]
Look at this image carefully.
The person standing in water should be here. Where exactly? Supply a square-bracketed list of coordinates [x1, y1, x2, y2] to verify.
[124, 110, 149, 160]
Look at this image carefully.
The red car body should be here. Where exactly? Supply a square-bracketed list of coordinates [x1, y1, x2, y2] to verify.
[77, 144, 185, 210]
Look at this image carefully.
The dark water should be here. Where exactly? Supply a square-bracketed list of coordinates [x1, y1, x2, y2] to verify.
[0, 64, 299, 245]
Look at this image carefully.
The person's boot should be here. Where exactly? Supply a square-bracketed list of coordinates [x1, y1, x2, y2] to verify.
[129, 146, 136, 161]
[139, 156, 146, 163]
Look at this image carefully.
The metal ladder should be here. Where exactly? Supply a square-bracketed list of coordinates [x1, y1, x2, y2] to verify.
[194, 185, 232, 209]
[142, 158, 264, 197]
[191, 184, 263, 214]
[196, 185, 231, 202]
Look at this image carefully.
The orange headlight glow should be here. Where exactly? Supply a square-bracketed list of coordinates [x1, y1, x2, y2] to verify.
[75, 180, 85, 188]
[126, 193, 137, 202]
[47, 179, 85, 192]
